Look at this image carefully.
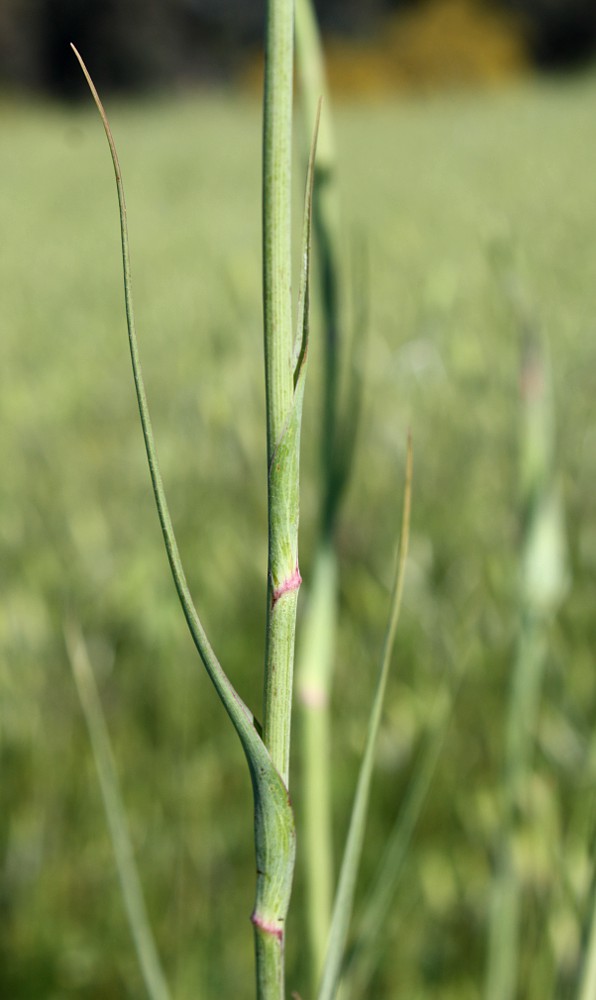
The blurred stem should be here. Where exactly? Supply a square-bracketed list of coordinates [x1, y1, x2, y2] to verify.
[297, 535, 338, 983]
[318, 438, 412, 1000]
[578, 885, 596, 1000]
[64, 620, 171, 1000]
[485, 325, 566, 1000]
[485, 615, 547, 1000]
[295, 0, 342, 533]
[295, 1, 345, 987]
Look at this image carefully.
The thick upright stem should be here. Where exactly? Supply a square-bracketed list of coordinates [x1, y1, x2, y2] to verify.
[263, 0, 294, 460]
[262, 0, 297, 789]
[254, 922, 285, 1000]
[259, 2, 297, 997]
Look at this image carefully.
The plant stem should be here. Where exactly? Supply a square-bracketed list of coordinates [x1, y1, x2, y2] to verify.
[578, 884, 596, 1000]
[297, 535, 337, 981]
[263, 0, 294, 465]
[295, 0, 340, 532]
[485, 319, 566, 1000]
[259, 2, 302, 996]
[295, 2, 350, 984]
[262, 0, 297, 789]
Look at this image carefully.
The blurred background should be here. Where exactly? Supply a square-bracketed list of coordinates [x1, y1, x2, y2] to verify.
[2, 2, 596, 999]
[1, 0, 596, 98]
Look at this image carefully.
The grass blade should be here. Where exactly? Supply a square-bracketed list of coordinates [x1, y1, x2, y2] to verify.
[317, 435, 413, 1000]
[64, 619, 171, 1000]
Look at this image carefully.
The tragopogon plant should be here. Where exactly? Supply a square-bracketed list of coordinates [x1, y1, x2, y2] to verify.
[72, 3, 411, 997]
[72, 2, 317, 991]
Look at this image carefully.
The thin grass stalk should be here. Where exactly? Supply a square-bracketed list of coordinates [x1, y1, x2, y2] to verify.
[317, 437, 413, 1000]
[64, 619, 171, 1000]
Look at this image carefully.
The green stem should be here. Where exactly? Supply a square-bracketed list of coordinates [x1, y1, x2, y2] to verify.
[262, 0, 297, 790]
[578, 884, 596, 1000]
[254, 922, 285, 1000]
[263, 0, 295, 462]
[295, 0, 341, 535]
[485, 614, 547, 1000]
[260, 3, 302, 997]
[295, 4, 345, 985]
[484, 315, 566, 1000]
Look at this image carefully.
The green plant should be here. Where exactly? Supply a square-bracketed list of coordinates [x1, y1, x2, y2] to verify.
[70, 1, 411, 995]
[71, 3, 314, 988]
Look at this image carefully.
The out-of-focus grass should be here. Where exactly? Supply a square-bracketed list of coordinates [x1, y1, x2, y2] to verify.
[1, 75, 596, 997]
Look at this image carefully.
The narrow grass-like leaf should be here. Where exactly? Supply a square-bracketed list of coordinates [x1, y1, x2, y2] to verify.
[70, 45, 255, 744]
[344, 681, 458, 998]
[64, 619, 171, 1000]
[317, 435, 413, 1000]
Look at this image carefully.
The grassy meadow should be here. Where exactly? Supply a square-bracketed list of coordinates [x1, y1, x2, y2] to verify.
[2, 72, 596, 998]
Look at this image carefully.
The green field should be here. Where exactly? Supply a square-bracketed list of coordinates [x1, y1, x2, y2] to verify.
[2, 74, 596, 998]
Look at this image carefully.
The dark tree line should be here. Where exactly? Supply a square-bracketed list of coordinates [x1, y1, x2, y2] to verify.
[1, 0, 595, 97]
[505, 0, 596, 67]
